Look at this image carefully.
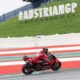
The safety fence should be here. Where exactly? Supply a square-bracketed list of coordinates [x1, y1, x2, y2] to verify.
[0, 44, 80, 74]
[0, 0, 54, 22]
[0, 4, 33, 22]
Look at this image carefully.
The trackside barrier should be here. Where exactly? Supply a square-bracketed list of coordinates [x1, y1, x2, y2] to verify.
[0, 57, 80, 74]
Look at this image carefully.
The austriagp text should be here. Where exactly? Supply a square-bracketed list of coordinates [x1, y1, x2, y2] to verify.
[19, 3, 77, 20]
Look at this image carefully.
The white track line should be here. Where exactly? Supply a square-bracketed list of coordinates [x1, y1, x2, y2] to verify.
[0, 57, 80, 66]
[0, 46, 80, 55]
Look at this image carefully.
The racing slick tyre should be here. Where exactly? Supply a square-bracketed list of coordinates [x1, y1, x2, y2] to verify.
[51, 61, 61, 71]
[22, 64, 33, 75]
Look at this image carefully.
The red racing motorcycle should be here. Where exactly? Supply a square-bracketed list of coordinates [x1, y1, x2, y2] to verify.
[22, 54, 61, 75]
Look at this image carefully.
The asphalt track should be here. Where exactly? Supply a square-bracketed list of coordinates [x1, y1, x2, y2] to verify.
[0, 69, 80, 80]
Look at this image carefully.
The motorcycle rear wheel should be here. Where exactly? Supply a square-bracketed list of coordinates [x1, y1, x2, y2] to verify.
[22, 64, 33, 75]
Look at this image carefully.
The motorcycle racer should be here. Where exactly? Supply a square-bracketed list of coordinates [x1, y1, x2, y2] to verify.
[34, 48, 54, 63]
[37, 48, 49, 56]
[22, 48, 61, 75]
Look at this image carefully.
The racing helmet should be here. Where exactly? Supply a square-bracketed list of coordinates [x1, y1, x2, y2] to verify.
[42, 48, 48, 53]
[23, 56, 29, 61]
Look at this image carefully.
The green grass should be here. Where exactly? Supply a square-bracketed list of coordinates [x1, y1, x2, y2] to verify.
[0, 0, 80, 37]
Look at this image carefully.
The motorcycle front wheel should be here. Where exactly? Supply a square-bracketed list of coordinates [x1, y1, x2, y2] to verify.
[51, 61, 61, 71]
